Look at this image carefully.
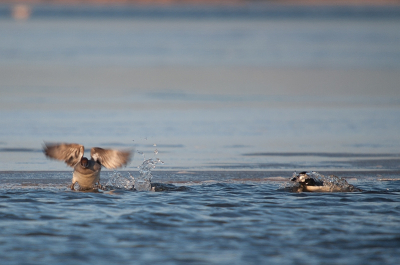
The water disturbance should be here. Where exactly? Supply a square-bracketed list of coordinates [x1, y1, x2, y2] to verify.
[0, 3, 400, 265]
[105, 147, 164, 191]
[286, 171, 363, 192]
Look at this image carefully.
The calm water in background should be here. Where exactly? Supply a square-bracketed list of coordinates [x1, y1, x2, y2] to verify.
[1, 4, 400, 264]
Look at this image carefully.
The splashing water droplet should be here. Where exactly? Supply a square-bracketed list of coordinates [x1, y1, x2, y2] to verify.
[72, 182, 81, 191]
[104, 171, 135, 190]
[135, 158, 164, 191]
[137, 150, 146, 160]
[105, 140, 164, 191]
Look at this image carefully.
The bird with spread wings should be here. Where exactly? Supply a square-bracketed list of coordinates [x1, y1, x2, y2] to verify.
[43, 142, 132, 190]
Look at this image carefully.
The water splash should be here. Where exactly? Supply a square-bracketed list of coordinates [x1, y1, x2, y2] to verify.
[104, 171, 135, 190]
[104, 142, 164, 191]
[288, 171, 361, 192]
[135, 158, 164, 191]
[133, 141, 164, 191]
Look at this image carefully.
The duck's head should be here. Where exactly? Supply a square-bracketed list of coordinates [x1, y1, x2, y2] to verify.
[80, 157, 89, 168]
[291, 171, 321, 186]
[291, 171, 308, 182]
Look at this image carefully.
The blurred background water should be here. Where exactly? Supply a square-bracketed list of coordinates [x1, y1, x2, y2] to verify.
[1, 2, 400, 171]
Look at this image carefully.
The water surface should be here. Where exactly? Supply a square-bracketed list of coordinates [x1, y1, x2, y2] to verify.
[1, 4, 400, 264]
[1, 171, 400, 265]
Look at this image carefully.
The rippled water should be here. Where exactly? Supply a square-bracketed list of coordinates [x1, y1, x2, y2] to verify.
[1, 4, 400, 264]
[0, 171, 399, 264]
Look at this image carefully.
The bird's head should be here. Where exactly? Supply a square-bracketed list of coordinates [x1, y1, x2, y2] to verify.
[291, 171, 308, 182]
[80, 157, 89, 168]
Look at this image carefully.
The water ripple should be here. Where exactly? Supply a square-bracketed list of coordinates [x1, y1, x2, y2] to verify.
[0, 171, 399, 264]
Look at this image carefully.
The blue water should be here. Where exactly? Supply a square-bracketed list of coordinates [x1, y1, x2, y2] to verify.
[1, 5, 400, 68]
[0, 171, 400, 265]
[1, 4, 400, 264]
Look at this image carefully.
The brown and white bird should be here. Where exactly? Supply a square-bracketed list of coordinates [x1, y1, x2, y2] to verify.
[43, 143, 132, 190]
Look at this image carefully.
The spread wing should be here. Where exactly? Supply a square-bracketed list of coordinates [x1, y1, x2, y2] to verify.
[43, 142, 84, 167]
[91, 147, 131, 169]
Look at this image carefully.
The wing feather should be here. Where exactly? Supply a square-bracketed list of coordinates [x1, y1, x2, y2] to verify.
[91, 147, 131, 169]
[43, 143, 84, 167]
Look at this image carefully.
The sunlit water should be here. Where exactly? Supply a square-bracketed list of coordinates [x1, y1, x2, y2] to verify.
[1, 4, 400, 264]
[105, 156, 164, 191]
[0, 171, 400, 264]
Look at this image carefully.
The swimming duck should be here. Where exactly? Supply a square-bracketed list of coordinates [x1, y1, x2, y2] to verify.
[290, 171, 360, 192]
[291, 171, 327, 192]
[43, 143, 131, 190]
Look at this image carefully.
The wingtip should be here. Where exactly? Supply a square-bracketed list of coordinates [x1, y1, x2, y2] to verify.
[42, 141, 52, 156]
[121, 149, 133, 167]
[117, 149, 133, 168]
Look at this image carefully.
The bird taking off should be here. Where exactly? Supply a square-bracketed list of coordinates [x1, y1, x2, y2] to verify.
[43, 142, 132, 190]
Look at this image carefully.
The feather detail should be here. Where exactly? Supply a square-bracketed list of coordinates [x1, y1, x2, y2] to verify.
[90, 147, 131, 169]
[43, 142, 84, 167]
